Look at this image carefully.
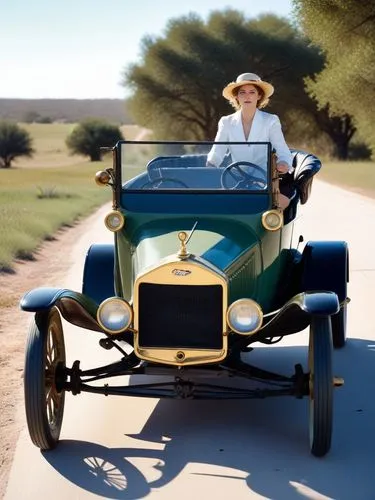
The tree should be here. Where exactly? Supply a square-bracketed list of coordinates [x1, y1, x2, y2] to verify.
[124, 10, 321, 139]
[66, 119, 124, 161]
[0, 121, 34, 168]
[312, 107, 356, 160]
[122, 11, 356, 157]
[23, 111, 41, 123]
[293, 0, 375, 153]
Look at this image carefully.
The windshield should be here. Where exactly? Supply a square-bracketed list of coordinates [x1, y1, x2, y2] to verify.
[120, 141, 272, 192]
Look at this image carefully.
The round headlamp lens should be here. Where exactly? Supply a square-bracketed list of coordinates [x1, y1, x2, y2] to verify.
[227, 299, 263, 335]
[262, 210, 283, 231]
[97, 298, 132, 334]
[105, 211, 125, 232]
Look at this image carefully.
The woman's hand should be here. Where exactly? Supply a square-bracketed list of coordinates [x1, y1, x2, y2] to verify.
[276, 161, 290, 174]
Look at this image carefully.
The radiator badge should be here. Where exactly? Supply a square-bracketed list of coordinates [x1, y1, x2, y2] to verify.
[172, 269, 191, 276]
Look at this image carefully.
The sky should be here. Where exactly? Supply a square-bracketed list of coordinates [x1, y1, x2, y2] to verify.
[1, 0, 293, 100]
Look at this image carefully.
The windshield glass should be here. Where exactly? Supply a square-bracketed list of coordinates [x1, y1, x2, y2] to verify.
[120, 141, 271, 192]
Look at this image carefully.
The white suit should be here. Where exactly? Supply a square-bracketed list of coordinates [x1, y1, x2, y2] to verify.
[207, 109, 293, 171]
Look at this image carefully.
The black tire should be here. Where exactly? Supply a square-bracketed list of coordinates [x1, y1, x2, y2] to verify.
[24, 308, 66, 450]
[331, 305, 347, 349]
[308, 316, 333, 457]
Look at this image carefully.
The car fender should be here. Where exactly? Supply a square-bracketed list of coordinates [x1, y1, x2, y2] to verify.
[20, 287, 102, 332]
[259, 291, 339, 338]
[82, 243, 115, 304]
[300, 241, 349, 302]
[232, 291, 339, 352]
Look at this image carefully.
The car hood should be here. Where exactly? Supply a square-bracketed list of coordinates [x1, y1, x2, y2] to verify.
[132, 224, 260, 275]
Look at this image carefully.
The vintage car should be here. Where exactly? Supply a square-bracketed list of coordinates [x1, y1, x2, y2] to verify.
[20, 140, 349, 457]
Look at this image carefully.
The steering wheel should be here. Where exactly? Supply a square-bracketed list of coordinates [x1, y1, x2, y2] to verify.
[221, 161, 267, 190]
[141, 177, 189, 189]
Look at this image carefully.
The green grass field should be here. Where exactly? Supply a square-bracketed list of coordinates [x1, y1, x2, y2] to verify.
[16, 123, 82, 167]
[16, 123, 146, 167]
[0, 162, 112, 271]
[0, 123, 374, 271]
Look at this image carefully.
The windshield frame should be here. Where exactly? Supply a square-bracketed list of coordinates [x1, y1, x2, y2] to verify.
[117, 140, 273, 193]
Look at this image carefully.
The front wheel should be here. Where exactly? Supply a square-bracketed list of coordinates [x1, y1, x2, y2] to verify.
[331, 305, 347, 349]
[24, 308, 66, 450]
[308, 316, 333, 457]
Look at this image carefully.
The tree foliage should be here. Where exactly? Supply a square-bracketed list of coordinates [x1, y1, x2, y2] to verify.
[0, 121, 34, 168]
[122, 10, 356, 158]
[293, 0, 375, 152]
[124, 11, 322, 140]
[66, 119, 124, 161]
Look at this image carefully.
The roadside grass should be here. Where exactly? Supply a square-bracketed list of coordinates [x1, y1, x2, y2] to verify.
[318, 160, 375, 198]
[0, 162, 112, 271]
[0, 122, 146, 272]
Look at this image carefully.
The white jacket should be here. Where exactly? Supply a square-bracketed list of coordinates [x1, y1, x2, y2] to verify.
[207, 109, 293, 170]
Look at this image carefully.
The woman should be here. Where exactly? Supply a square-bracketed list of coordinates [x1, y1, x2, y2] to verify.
[207, 72, 294, 209]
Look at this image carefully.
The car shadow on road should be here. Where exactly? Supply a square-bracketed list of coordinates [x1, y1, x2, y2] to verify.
[43, 338, 375, 499]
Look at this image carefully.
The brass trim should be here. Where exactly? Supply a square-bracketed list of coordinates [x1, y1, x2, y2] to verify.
[271, 150, 280, 210]
[95, 170, 111, 186]
[177, 231, 189, 259]
[134, 344, 228, 367]
[104, 210, 125, 232]
[135, 253, 228, 285]
[176, 351, 185, 361]
[133, 256, 228, 366]
[97, 297, 133, 335]
[226, 298, 263, 335]
[261, 209, 283, 232]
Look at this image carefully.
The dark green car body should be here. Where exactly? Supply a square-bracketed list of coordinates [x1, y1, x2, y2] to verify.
[20, 140, 349, 456]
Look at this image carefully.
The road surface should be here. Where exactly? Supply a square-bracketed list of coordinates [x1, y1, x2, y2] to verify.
[5, 180, 375, 499]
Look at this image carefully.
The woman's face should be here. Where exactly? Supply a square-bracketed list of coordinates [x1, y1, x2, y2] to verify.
[236, 84, 261, 108]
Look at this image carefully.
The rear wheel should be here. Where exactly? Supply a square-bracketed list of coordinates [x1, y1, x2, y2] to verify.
[331, 305, 347, 349]
[24, 308, 66, 450]
[308, 316, 333, 457]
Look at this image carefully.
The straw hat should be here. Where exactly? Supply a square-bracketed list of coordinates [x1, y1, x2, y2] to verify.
[222, 73, 274, 106]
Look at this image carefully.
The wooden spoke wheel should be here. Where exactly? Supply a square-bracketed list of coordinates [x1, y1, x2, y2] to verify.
[24, 307, 66, 450]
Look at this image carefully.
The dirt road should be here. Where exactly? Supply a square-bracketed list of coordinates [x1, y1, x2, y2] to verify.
[3, 181, 375, 499]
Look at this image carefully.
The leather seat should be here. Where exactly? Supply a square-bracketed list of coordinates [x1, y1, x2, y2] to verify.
[291, 149, 321, 204]
[146, 150, 321, 204]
